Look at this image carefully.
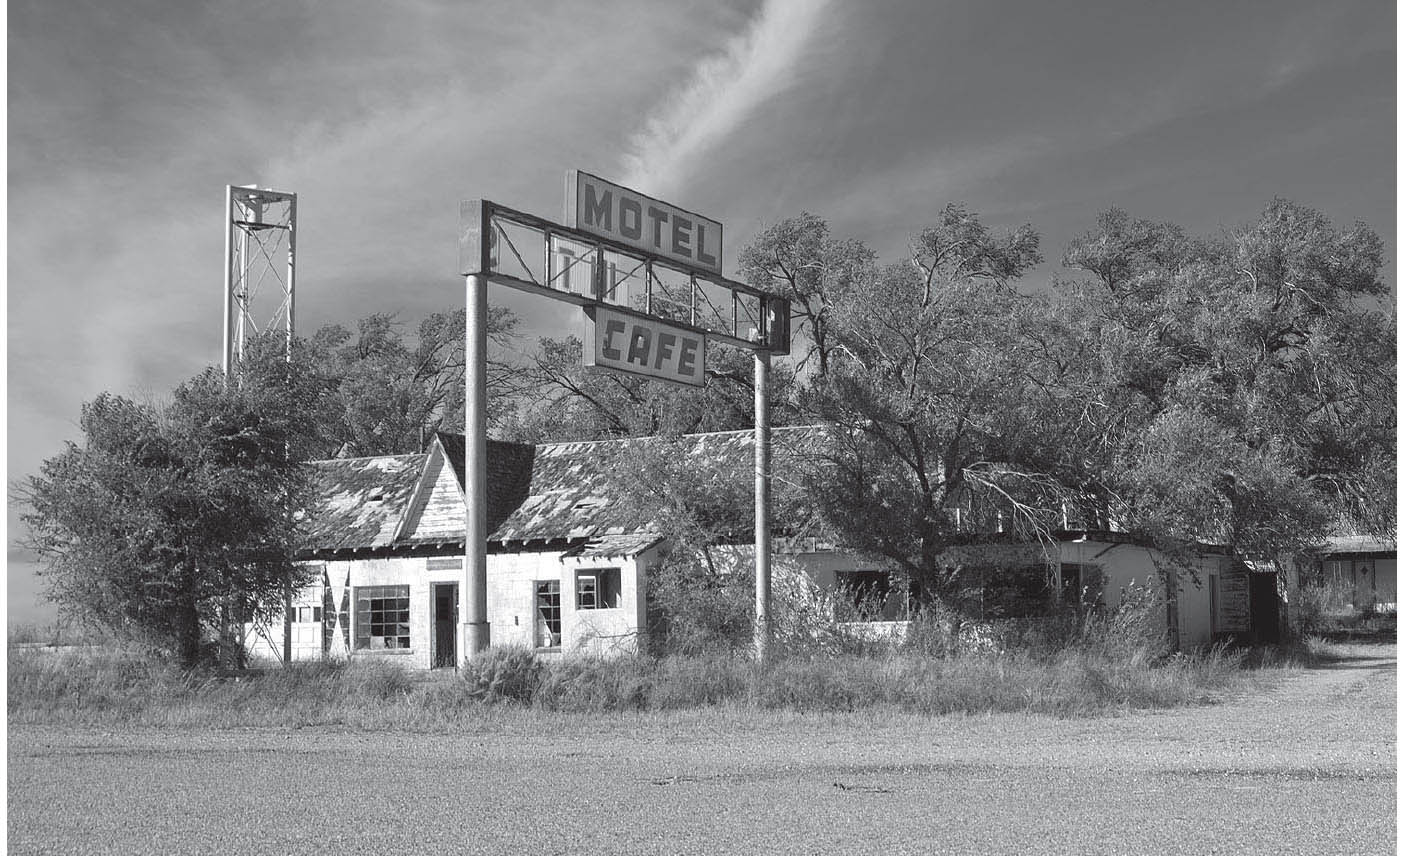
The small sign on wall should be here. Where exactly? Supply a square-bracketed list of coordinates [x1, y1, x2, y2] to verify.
[582, 305, 706, 387]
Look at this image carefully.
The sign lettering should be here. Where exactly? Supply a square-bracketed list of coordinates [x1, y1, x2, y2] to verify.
[583, 305, 706, 387]
[567, 171, 722, 275]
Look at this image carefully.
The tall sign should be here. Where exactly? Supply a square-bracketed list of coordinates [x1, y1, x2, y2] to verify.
[460, 171, 785, 664]
[566, 170, 723, 276]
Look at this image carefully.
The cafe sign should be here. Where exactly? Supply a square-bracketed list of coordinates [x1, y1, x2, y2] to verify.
[582, 305, 705, 387]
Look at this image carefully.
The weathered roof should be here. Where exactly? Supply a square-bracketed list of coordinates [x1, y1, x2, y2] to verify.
[300, 425, 831, 557]
[450, 425, 831, 544]
[567, 532, 666, 558]
[302, 453, 425, 552]
[1318, 534, 1396, 556]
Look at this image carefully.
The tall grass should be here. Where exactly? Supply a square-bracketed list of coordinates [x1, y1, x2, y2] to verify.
[9, 593, 1308, 727]
[1297, 577, 1397, 638]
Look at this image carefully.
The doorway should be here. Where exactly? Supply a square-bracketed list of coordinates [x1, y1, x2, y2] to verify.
[1353, 560, 1377, 610]
[432, 583, 459, 668]
[1248, 571, 1280, 644]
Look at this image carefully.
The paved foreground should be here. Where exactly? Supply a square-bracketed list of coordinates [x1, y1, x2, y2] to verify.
[8, 643, 1395, 855]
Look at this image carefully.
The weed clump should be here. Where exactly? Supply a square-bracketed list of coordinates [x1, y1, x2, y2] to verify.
[460, 646, 543, 704]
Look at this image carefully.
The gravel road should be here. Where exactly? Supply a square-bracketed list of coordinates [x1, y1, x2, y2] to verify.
[8, 642, 1395, 855]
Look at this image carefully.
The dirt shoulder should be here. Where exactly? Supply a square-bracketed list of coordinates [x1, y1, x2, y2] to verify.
[9, 643, 1395, 855]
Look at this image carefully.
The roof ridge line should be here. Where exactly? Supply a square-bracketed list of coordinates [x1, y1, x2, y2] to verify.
[534, 423, 832, 449]
[311, 452, 426, 464]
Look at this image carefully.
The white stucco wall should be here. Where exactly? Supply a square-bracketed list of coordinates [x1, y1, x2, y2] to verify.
[1058, 540, 1234, 649]
[245, 547, 652, 668]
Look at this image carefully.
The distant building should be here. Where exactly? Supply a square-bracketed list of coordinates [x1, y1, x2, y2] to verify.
[1305, 534, 1397, 613]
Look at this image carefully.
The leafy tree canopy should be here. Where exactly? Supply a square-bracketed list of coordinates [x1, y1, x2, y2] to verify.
[303, 307, 520, 456]
[1053, 198, 1395, 556]
[504, 336, 800, 442]
[21, 339, 322, 666]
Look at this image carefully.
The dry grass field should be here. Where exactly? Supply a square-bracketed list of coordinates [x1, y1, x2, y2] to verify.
[7, 642, 1393, 855]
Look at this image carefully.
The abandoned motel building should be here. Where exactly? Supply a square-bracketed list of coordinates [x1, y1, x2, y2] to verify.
[244, 427, 1397, 669]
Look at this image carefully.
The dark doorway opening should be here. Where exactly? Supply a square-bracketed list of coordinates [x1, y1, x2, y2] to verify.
[1249, 572, 1281, 644]
[432, 583, 459, 668]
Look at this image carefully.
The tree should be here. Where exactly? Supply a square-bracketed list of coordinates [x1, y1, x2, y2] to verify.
[595, 431, 819, 654]
[20, 343, 320, 667]
[505, 335, 799, 442]
[737, 212, 876, 378]
[305, 307, 520, 456]
[1054, 199, 1395, 558]
[743, 206, 1059, 607]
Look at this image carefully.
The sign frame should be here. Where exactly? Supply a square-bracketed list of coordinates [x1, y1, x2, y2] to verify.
[460, 197, 789, 355]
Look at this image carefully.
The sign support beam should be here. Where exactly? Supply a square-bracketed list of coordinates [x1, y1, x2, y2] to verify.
[754, 350, 772, 663]
[461, 272, 491, 662]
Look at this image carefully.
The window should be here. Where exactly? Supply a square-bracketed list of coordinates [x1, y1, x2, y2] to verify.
[837, 570, 891, 611]
[294, 606, 322, 623]
[536, 581, 562, 648]
[355, 585, 411, 650]
[1058, 564, 1104, 609]
[576, 568, 622, 609]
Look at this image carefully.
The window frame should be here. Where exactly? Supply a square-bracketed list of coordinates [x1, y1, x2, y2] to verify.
[836, 569, 892, 611]
[536, 580, 562, 648]
[354, 585, 412, 651]
[575, 567, 622, 610]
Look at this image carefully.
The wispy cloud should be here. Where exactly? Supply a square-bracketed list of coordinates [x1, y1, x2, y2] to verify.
[620, 0, 830, 198]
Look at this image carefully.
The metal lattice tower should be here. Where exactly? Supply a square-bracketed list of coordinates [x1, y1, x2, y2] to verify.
[223, 185, 297, 375]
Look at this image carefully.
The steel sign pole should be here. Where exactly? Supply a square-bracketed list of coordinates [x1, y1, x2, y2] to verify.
[282, 192, 297, 667]
[754, 349, 772, 662]
[462, 272, 491, 661]
[222, 185, 234, 378]
[285, 193, 297, 360]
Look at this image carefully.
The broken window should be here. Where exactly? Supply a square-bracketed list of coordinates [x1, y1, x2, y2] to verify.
[576, 568, 622, 609]
[836, 570, 892, 613]
[354, 585, 411, 650]
[977, 565, 1053, 619]
[535, 581, 562, 648]
[1058, 563, 1104, 608]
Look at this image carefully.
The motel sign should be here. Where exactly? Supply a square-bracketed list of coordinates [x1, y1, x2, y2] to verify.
[566, 170, 723, 276]
[459, 171, 788, 663]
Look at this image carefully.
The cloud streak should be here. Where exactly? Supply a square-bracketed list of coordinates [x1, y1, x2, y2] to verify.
[620, 0, 830, 198]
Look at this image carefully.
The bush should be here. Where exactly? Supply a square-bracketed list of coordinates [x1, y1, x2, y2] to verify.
[459, 646, 543, 704]
[649, 653, 752, 709]
[535, 656, 652, 711]
[645, 560, 754, 656]
[1296, 578, 1388, 636]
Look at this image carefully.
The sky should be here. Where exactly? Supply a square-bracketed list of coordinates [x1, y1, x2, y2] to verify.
[7, 0, 1396, 625]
